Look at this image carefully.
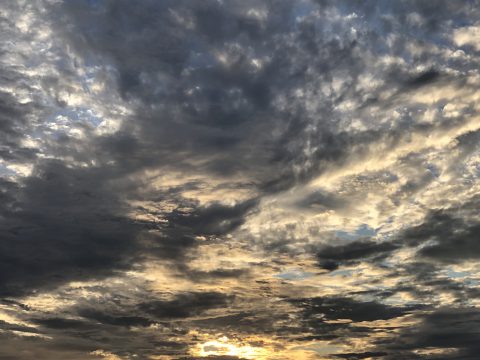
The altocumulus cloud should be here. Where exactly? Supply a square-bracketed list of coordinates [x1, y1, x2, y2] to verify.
[1, 0, 480, 359]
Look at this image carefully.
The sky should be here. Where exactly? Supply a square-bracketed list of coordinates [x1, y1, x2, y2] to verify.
[1, 0, 480, 359]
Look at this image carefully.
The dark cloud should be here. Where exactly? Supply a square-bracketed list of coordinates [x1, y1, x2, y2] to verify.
[0, 319, 39, 335]
[334, 352, 388, 360]
[143, 198, 258, 264]
[0, 158, 259, 296]
[279, 295, 422, 348]
[401, 196, 480, 263]
[25, 300, 193, 358]
[406, 69, 441, 88]
[291, 296, 413, 323]
[35, 0, 475, 196]
[165, 199, 258, 237]
[0, 161, 140, 296]
[316, 239, 399, 270]
[22, 291, 237, 359]
[46, 0, 292, 182]
[44, 0, 394, 192]
[34, 317, 97, 331]
[1, 0, 480, 358]
[0, 90, 39, 163]
[139, 292, 234, 320]
[76, 309, 154, 328]
[317, 194, 480, 277]
[371, 308, 480, 359]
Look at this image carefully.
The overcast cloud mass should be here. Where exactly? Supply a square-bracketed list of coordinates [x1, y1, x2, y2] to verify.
[1, 0, 480, 359]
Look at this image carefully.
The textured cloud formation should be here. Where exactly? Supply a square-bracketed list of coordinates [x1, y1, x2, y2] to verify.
[1, 0, 480, 359]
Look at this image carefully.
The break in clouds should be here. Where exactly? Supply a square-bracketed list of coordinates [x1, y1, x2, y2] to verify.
[1, 0, 480, 359]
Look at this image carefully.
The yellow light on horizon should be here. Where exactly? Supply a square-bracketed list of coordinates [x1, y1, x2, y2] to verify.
[193, 336, 269, 359]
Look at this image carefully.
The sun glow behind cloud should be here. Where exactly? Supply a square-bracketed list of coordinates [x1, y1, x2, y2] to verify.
[1, 0, 480, 359]
[193, 336, 269, 359]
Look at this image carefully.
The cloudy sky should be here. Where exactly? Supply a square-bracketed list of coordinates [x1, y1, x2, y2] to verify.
[1, 0, 480, 359]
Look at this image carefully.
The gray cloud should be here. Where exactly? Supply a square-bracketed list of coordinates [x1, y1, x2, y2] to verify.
[402, 196, 480, 263]
[0, 161, 139, 296]
[316, 239, 399, 270]
[138, 292, 234, 320]
[371, 308, 480, 359]
[1, 0, 480, 358]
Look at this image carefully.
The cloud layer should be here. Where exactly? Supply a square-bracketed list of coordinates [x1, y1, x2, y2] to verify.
[1, 0, 480, 359]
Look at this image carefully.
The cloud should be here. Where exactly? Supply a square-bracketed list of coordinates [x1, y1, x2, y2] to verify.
[316, 239, 399, 270]
[374, 308, 480, 359]
[1, 0, 480, 359]
[333, 352, 388, 360]
[401, 196, 480, 263]
[405, 69, 441, 88]
[0, 160, 140, 296]
[453, 25, 480, 51]
[138, 292, 234, 320]
[291, 296, 414, 323]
